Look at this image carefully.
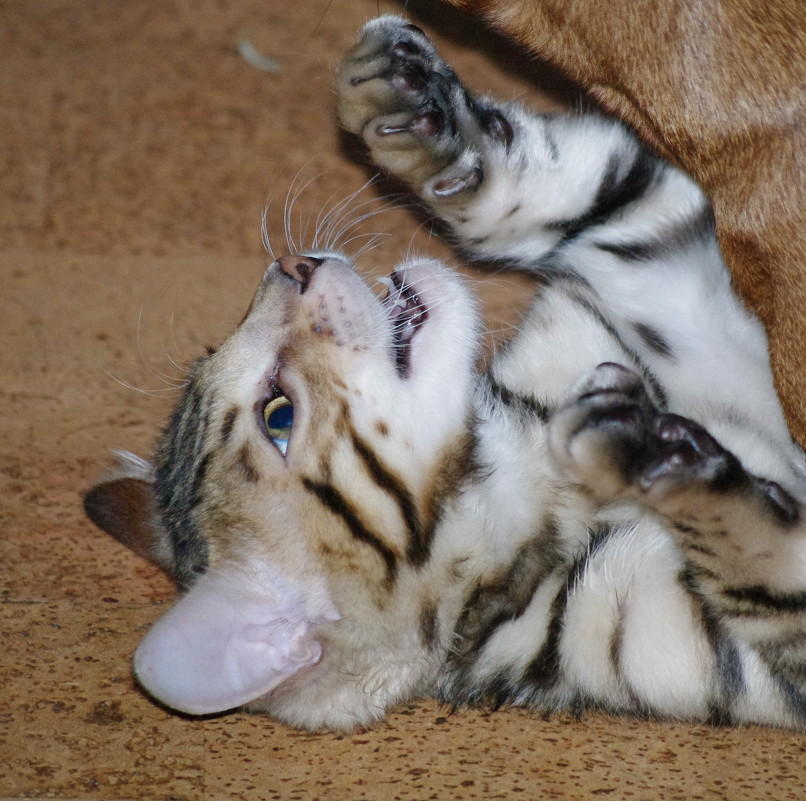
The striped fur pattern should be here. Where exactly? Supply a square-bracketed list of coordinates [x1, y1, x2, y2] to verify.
[85, 16, 806, 731]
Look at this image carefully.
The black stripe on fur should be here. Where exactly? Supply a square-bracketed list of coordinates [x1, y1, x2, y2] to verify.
[302, 477, 398, 586]
[153, 365, 212, 589]
[548, 148, 660, 243]
[680, 566, 745, 721]
[522, 523, 617, 696]
[594, 206, 715, 263]
[487, 374, 552, 423]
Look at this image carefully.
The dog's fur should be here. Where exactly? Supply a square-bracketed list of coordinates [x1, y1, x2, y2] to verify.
[443, 0, 806, 445]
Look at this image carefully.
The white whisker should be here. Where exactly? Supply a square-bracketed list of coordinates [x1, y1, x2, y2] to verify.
[283, 169, 321, 254]
[261, 200, 277, 262]
[104, 370, 186, 397]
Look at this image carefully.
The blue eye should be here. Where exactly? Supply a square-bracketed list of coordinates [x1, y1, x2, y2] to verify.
[262, 396, 293, 454]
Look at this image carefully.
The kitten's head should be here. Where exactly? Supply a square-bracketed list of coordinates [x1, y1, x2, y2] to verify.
[85, 253, 482, 730]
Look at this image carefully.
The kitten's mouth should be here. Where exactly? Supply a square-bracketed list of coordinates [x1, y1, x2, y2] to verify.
[378, 271, 428, 378]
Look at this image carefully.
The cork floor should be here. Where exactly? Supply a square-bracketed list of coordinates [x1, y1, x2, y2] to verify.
[2, 1, 804, 798]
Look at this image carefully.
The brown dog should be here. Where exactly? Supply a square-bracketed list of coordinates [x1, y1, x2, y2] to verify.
[443, 0, 806, 446]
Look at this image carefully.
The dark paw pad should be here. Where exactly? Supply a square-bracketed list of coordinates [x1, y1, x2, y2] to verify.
[389, 66, 429, 94]
[638, 414, 744, 493]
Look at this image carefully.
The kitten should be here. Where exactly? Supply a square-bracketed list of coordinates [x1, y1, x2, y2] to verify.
[85, 17, 806, 731]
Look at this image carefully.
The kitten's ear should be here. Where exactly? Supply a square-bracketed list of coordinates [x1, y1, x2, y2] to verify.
[83, 451, 174, 573]
[134, 571, 327, 715]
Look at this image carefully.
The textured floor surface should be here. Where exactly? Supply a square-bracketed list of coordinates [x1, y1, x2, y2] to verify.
[2, 1, 804, 799]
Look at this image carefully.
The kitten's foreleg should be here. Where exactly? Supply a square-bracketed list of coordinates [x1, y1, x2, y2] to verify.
[550, 362, 806, 721]
[337, 15, 651, 266]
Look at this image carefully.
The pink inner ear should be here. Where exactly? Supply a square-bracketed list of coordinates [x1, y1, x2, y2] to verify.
[134, 571, 325, 715]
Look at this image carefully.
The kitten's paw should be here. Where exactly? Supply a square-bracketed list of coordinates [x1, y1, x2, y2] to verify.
[549, 362, 744, 511]
[549, 363, 656, 499]
[337, 16, 507, 197]
[337, 17, 444, 137]
[635, 414, 746, 508]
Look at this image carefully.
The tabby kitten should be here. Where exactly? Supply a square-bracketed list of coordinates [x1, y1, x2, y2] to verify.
[85, 16, 806, 731]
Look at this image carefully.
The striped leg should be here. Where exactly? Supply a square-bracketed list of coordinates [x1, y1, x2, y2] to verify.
[550, 362, 806, 722]
[337, 15, 655, 266]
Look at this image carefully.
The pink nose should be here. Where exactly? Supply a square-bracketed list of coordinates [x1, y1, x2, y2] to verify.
[276, 255, 323, 293]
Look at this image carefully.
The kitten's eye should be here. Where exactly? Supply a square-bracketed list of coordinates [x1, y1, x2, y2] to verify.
[262, 395, 294, 455]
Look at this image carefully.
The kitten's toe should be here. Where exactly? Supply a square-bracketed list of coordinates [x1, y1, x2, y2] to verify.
[337, 16, 442, 135]
[550, 362, 757, 515]
[549, 363, 655, 499]
[573, 362, 650, 405]
[635, 414, 748, 514]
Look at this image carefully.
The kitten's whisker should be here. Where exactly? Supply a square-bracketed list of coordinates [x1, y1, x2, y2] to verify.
[402, 214, 442, 262]
[163, 309, 192, 378]
[283, 169, 321, 254]
[131, 304, 192, 391]
[322, 193, 399, 252]
[352, 233, 392, 262]
[340, 231, 392, 258]
[104, 370, 186, 396]
[261, 200, 277, 261]
[310, 181, 372, 251]
[316, 178, 380, 246]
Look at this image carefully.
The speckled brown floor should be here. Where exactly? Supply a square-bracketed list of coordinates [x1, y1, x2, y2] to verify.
[1, 1, 804, 799]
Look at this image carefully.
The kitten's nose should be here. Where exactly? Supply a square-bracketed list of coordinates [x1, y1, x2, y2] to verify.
[276, 255, 323, 294]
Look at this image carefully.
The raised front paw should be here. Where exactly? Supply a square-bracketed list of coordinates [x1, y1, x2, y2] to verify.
[548, 363, 746, 513]
[337, 15, 510, 198]
[337, 16, 445, 137]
